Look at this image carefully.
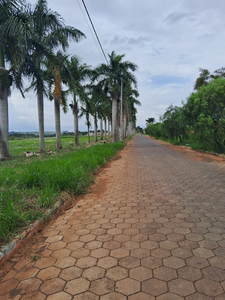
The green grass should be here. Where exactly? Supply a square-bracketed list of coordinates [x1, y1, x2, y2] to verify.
[0, 137, 125, 242]
[9, 135, 95, 156]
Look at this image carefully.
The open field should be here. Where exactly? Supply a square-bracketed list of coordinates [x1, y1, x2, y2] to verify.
[0, 136, 125, 243]
[8, 135, 96, 157]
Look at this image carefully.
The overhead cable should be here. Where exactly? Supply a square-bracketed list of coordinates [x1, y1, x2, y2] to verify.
[76, 0, 104, 62]
[81, 0, 109, 65]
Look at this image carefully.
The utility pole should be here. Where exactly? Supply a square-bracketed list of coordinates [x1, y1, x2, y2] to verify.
[120, 78, 123, 141]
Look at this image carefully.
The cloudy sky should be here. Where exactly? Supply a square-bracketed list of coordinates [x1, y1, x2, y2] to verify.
[8, 0, 225, 132]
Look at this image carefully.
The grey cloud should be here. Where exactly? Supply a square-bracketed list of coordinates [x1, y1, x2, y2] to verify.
[109, 35, 149, 48]
[165, 12, 196, 25]
[128, 37, 148, 46]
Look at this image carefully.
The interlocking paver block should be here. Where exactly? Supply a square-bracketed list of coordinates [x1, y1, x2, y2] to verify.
[97, 257, 117, 268]
[159, 240, 178, 250]
[90, 278, 114, 295]
[151, 248, 171, 259]
[122, 241, 139, 250]
[34, 256, 56, 269]
[153, 266, 177, 281]
[142, 278, 167, 296]
[103, 241, 121, 250]
[66, 241, 84, 250]
[130, 266, 152, 281]
[192, 247, 214, 259]
[40, 277, 65, 295]
[141, 256, 162, 269]
[130, 248, 150, 258]
[100, 292, 126, 300]
[114, 234, 130, 243]
[47, 241, 66, 250]
[111, 248, 129, 258]
[140, 240, 158, 250]
[70, 248, 90, 258]
[51, 246, 71, 257]
[115, 278, 140, 296]
[168, 278, 195, 296]
[119, 256, 139, 268]
[156, 293, 184, 300]
[76, 256, 97, 268]
[128, 292, 155, 300]
[37, 266, 60, 280]
[46, 291, 72, 300]
[186, 256, 209, 269]
[73, 292, 98, 300]
[15, 267, 39, 281]
[59, 266, 82, 281]
[15, 278, 42, 295]
[171, 247, 192, 258]
[64, 278, 90, 295]
[106, 266, 128, 281]
[2, 135, 225, 300]
[195, 279, 224, 297]
[198, 240, 218, 249]
[163, 256, 185, 269]
[177, 266, 202, 281]
[202, 266, 225, 282]
[18, 291, 46, 300]
[209, 256, 225, 269]
[185, 293, 213, 300]
[0, 278, 19, 295]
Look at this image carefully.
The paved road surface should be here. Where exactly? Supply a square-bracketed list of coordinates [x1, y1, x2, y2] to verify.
[1, 134, 225, 299]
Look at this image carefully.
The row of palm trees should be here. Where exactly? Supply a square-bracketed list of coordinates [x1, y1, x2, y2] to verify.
[0, 0, 140, 160]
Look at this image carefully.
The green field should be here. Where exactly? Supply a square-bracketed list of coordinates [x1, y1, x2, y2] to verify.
[0, 136, 125, 243]
[9, 135, 96, 157]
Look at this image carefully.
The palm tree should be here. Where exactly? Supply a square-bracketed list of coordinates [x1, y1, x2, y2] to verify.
[65, 56, 92, 146]
[0, 0, 31, 159]
[46, 51, 69, 149]
[80, 104, 92, 143]
[125, 89, 140, 137]
[98, 94, 111, 140]
[25, 0, 85, 152]
[119, 77, 139, 140]
[94, 51, 138, 143]
[146, 117, 155, 126]
[87, 82, 106, 143]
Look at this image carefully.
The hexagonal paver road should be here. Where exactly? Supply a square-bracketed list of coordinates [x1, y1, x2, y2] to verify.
[1, 134, 225, 299]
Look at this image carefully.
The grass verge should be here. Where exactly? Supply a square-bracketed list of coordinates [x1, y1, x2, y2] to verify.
[0, 141, 125, 243]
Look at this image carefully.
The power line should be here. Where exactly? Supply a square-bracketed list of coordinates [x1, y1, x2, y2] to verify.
[81, 0, 109, 65]
[76, 0, 104, 62]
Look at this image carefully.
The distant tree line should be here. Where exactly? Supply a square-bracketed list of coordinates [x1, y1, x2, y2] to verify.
[145, 68, 225, 154]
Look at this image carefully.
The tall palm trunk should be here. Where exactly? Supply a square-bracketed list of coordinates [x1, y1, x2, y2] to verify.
[100, 118, 103, 140]
[108, 119, 111, 139]
[86, 113, 91, 143]
[94, 114, 98, 142]
[0, 86, 10, 159]
[73, 93, 79, 146]
[54, 98, 62, 149]
[37, 90, 45, 152]
[128, 121, 133, 136]
[112, 97, 118, 143]
[123, 115, 127, 138]
[87, 123, 90, 143]
[0, 48, 10, 159]
[120, 81, 123, 141]
[104, 118, 107, 140]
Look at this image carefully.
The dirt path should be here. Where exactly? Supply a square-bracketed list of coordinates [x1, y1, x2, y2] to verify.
[1, 134, 225, 299]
